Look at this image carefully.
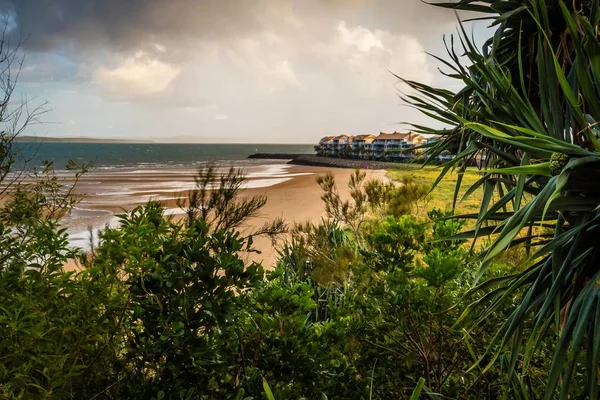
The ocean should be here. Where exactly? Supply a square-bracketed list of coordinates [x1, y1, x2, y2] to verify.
[9, 142, 317, 250]
[14, 142, 315, 170]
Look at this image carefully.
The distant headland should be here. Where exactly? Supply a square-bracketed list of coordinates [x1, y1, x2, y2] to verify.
[15, 136, 153, 144]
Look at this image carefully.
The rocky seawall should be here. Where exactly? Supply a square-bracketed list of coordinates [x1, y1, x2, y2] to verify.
[247, 153, 302, 160]
[288, 155, 400, 169]
[248, 153, 400, 170]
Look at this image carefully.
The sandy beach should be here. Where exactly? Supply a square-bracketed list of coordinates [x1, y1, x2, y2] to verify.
[63, 164, 387, 269]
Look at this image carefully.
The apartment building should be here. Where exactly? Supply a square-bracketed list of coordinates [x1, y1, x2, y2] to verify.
[315, 131, 443, 160]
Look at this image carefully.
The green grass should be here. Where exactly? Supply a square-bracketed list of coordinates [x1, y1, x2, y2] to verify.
[387, 165, 483, 216]
[387, 165, 530, 267]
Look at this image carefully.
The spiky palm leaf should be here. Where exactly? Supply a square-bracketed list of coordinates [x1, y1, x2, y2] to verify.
[403, 1, 600, 397]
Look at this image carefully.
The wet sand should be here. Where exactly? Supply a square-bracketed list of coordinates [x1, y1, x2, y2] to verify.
[63, 164, 387, 269]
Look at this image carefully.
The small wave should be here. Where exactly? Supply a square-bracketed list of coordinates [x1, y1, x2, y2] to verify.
[163, 207, 187, 216]
[246, 164, 290, 178]
[67, 215, 121, 250]
[71, 207, 113, 217]
[127, 169, 195, 174]
[242, 177, 292, 189]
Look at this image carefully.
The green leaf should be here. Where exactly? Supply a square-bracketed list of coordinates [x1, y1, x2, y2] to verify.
[487, 162, 551, 177]
[262, 378, 276, 400]
[409, 378, 426, 400]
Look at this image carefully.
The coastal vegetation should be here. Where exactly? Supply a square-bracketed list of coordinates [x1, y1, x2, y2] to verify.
[2, 164, 521, 399]
[2, 0, 600, 399]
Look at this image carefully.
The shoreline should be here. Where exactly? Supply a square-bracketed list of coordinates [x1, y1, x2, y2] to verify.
[63, 164, 388, 269]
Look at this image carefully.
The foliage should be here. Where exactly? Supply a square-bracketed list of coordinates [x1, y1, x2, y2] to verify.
[402, 0, 600, 397]
[0, 38, 48, 198]
[351, 211, 480, 397]
[317, 169, 430, 238]
[0, 219, 113, 399]
[363, 215, 426, 271]
[2, 161, 89, 225]
[387, 166, 483, 217]
[235, 273, 352, 398]
[271, 172, 518, 398]
[91, 202, 266, 398]
[0, 155, 531, 399]
[279, 219, 357, 285]
[179, 164, 287, 239]
[384, 176, 430, 217]
[0, 162, 109, 398]
[316, 169, 371, 236]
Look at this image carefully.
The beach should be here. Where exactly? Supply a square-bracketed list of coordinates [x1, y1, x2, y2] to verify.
[63, 163, 387, 269]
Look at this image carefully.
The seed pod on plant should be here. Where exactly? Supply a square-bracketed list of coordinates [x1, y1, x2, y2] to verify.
[549, 153, 570, 176]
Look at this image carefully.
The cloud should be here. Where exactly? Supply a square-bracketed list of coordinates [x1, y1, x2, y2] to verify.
[18, 53, 82, 84]
[313, 21, 432, 95]
[337, 21, 384, 52]
[226, 33, 302, 92]
[94, 52, 180, 98]
[6, 0, 465, 58]
[3, 0, 487, 142]
[5, 0, 263, 54]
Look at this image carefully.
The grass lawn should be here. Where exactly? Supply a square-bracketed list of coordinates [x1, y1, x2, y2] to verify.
[387, 164, 483, 216]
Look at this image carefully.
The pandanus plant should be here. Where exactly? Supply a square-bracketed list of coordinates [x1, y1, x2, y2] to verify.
[402, 0, 600, 397]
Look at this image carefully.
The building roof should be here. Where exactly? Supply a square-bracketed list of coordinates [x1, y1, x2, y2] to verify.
[353, 134, 375, 140]
[319, 136, 334, 144]
[374, 131, 425, 141]
[375, 132, 410, 140]
[333, 134, 350, 140]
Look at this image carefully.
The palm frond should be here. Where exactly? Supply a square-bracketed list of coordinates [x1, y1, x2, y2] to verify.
[405, 1, 600, 397]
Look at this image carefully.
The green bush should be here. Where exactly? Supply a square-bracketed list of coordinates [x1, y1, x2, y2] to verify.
[0, 162, 536, 399]
[90, 203, 265, 398]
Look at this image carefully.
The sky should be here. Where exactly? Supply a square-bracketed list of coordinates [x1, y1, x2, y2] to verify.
[2, 0, 490, 143]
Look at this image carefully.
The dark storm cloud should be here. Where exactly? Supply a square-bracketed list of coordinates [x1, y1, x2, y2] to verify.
[4, 0, 467, 57]
[4, 0, 264, 55]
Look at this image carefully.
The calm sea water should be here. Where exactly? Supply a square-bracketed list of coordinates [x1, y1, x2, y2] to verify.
[14, 142, 315, 170]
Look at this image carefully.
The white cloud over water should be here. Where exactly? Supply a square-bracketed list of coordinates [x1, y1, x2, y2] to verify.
[94, 52, 181, 98]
